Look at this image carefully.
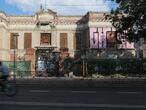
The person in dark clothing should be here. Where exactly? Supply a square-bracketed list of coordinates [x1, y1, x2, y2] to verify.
[0, 61, 10, 91]
[0, 61, 10, 80]
[55, 61, 59, 77]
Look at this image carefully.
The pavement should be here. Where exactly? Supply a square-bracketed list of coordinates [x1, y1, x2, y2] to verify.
[10, 76, 146, 88]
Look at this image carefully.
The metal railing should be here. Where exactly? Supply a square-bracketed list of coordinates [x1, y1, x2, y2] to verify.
[2, 58, 146, 79]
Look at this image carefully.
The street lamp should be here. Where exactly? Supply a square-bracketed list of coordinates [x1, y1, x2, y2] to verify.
[13, 33, 19, 80]
[81, 48, 87, 77]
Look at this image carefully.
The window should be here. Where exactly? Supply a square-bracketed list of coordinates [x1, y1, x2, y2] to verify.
[24, 33, 32, 49]
[60, 33, 68, 48]
[10, 33, 18, 49]
[40, 33, 51, 45]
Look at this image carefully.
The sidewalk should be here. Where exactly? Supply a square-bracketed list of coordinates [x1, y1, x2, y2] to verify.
[11, 76, 146, 88]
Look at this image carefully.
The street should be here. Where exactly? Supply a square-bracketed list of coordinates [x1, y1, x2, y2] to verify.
[0, 85, 146, 110]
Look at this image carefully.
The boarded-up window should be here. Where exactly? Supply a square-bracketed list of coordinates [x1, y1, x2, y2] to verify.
[24, 33, 32, 49]
[10, 33, 18, 49]
[41, 33, 51, 45]
[60, 33, 68, 48]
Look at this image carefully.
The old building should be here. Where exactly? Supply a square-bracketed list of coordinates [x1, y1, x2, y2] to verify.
[0, 8, 135, 73]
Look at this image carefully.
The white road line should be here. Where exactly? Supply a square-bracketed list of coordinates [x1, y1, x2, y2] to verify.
[0, 101, 146, 109]
[29, 90, 50, 93]
[71, 91, 97, 93]
[29, 90, 97, 93]
[29, 90, 144, 94]
[118, 92, 144, 94]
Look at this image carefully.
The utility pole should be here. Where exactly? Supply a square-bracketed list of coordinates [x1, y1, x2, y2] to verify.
[44, 0, 48, 11]
[13, 33, 19, 80]
[82, 48, 86, 77]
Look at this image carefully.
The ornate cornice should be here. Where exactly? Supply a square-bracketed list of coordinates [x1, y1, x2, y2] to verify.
[36, 9, 57, 16]
[0, 10, 112, 27]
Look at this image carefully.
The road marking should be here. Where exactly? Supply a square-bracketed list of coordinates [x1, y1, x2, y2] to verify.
[71, 91, 97, 93]
[29, 90, 50, 93]
[29, 90, 144, 94]
[0, 101, 146, 109]
[118, 92, 144, 94]
[29, 90, 97, 93]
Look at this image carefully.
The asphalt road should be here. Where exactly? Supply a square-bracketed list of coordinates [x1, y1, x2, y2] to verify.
[1, 85, 146, 110]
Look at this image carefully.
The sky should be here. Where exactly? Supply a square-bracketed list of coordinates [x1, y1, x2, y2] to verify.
[0, 0, 118, 15]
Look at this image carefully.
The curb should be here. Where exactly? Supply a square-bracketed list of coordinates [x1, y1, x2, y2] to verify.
[11, 77, 146, 88]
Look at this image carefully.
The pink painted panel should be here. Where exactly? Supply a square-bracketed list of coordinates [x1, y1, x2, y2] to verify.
[98, 28, 107, 48]
[90, 27, 134, 49]
[119, 39, 134, 49]
[90, 28, 98, 48]
[90, 27, 111, 48]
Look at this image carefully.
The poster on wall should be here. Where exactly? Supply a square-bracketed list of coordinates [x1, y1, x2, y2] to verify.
[90, 28, 107, 49]
[90, 28, 99, 48]
[98, 31, 106, 48]
[106, 31, 116, 47]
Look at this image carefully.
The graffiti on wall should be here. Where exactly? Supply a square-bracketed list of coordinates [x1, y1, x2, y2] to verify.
[90, 27, 134, 49]
[90, 28, 113, 49]
[99, 31, 106, 48]
[90, 28, 98, 48]
[90, 28, 107, 48]
[117, 33, 134, 49]
[119, 39, 134, 49]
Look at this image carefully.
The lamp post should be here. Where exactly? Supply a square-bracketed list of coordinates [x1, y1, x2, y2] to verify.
[82, 48, 86, 77]
[13, 33, 19, 80]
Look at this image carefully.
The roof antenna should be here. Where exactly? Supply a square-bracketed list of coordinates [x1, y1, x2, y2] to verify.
[40, 3, 43, 10]
[44, 0, 47, 11]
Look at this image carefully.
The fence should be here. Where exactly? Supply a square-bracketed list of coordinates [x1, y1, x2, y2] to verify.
[48, 58, 146, 77]
[87, 58, 145, 76]
[2, 59, 146, 78]
[2, 61, 31, 77]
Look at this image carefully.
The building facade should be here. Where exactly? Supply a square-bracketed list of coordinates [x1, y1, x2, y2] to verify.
[0, 8, 135, 73]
